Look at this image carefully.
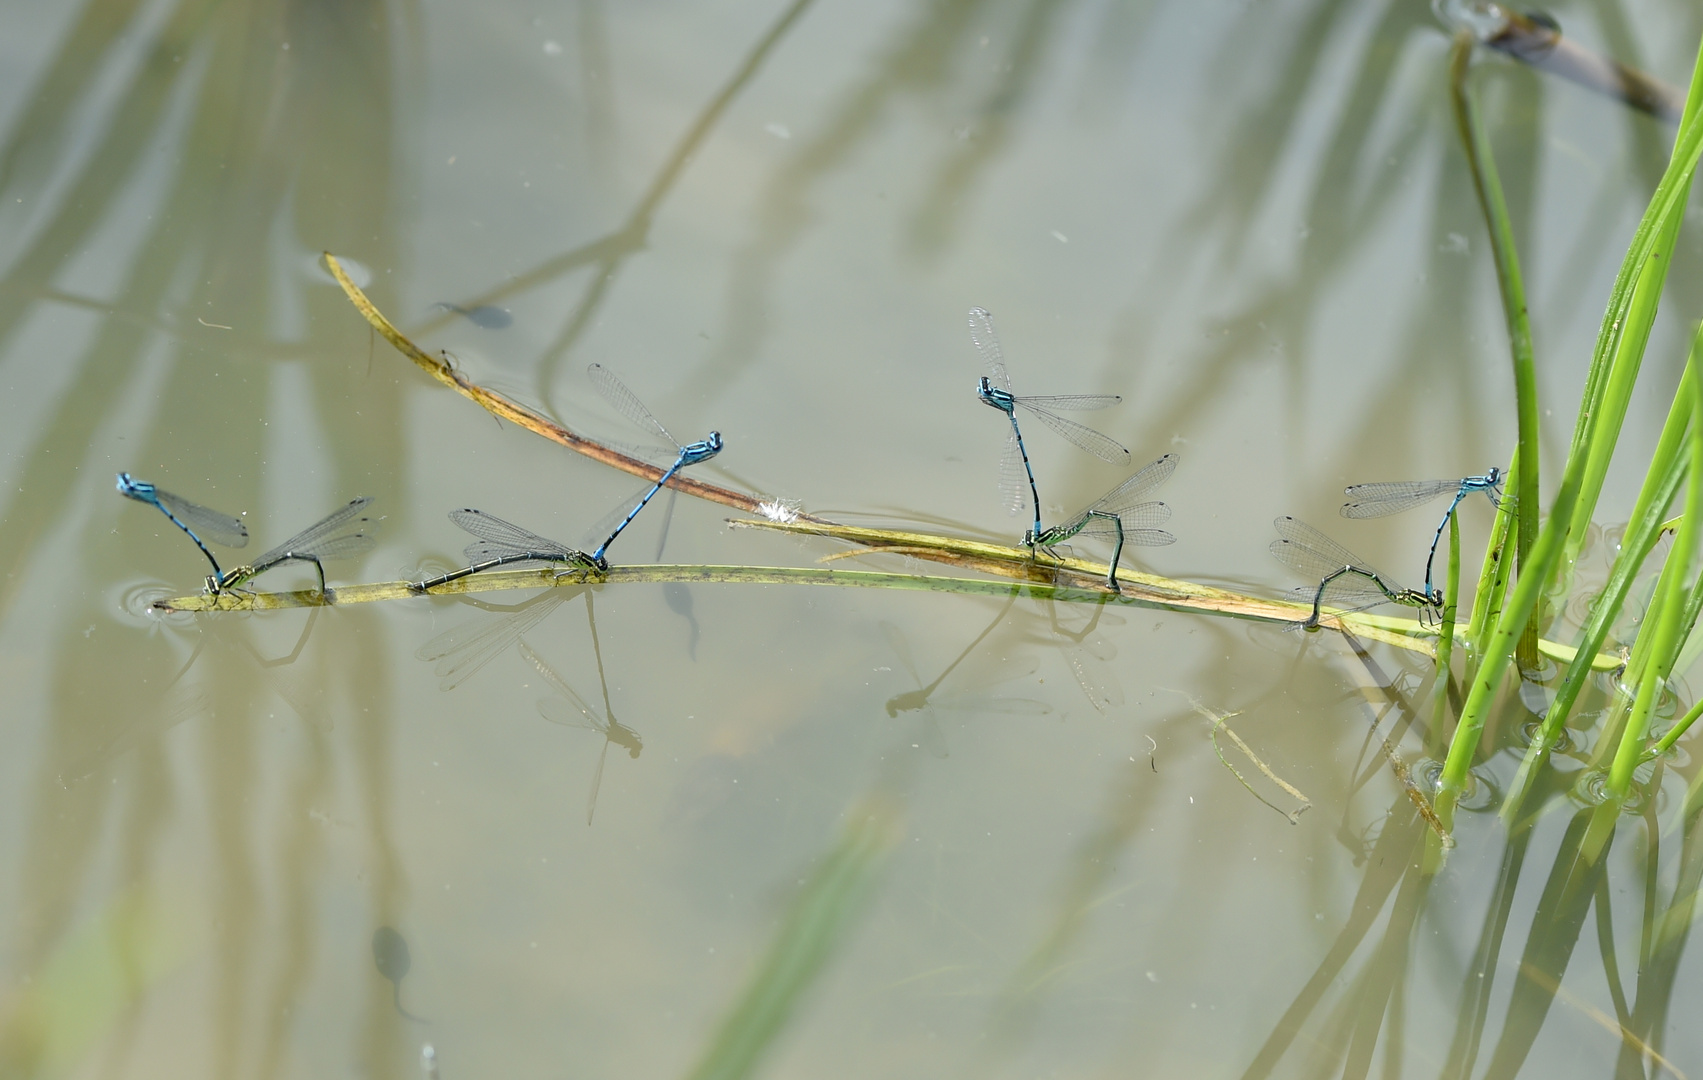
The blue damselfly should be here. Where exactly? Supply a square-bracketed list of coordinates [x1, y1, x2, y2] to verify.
[1340, 468, 1502, 597]
[116, 472, 248, 579]
[968, 308, 1129, 541]
[586, 363, 722, 567]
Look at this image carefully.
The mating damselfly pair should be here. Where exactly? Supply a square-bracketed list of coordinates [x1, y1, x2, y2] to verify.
[118, 365, 723, 598]
[1271, 471, 1504, 630]
[969, 307, 1176, 592]
[968, 307, 1504, 627]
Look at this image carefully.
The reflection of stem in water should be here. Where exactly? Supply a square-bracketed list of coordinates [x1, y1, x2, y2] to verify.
[518, 597, 643, 826]
[698, 0, 998, 404]
[406, 0, 819, 388]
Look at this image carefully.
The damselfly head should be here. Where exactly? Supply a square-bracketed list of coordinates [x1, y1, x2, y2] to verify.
[976, 378, 1013, 412]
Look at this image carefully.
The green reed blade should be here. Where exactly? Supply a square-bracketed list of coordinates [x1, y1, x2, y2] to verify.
[1451, 31, 1540, 659]
[1508, 350, 1695, 802]
[1439, 34, 1703, 825]
[1608, 353, 1703, 798]
[1467, 448, 1517, 654]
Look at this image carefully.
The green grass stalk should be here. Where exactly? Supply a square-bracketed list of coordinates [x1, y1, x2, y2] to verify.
[1450, 31, 1541, 660]
[1559, 65, 1703, 574]
[1432, 514, 1461, 739]
[1501, 358, 1696, 820]
[1439, 38, 1703, 826]
[1607, 355, 1703, 798]
[1468, 450, 1518, 653]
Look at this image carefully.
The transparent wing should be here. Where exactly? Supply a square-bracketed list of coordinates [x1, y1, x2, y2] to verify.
[1125, 528, 1176, 547]
[451, 509, 566, 553]
[1270, 516, 1394, 584]
[1074, 515, 1174, 548]
[252, 497, 376, 565]
[997, 428, 1028, 516]
[588, 363, 677, 448]
[415, 590, 572, 691]
[297, 533, 378, 561]
[537, 695, 606, 735]
[1011, 393, 1122, 412]
[153, 488, 249, 547]
[1340, 479, 1457, 519]
[967, 307, 1007, 388]
[1054, 625, 1124, 713]
[584, 740, 610, 824]
[1072, 503, 1170, 535]
[1276, 571, 1401, 629]
[1015, 402, 1129, 462]
[1089, 454, 1178, 513]
[878, 621, 923, 685]
[1314, 571, 1400, 612]
[582, 479, 664, 550]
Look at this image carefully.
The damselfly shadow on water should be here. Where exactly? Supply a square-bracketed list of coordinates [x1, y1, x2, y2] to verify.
[879, 589, 1049, 758]
[416, 585, 643, 824]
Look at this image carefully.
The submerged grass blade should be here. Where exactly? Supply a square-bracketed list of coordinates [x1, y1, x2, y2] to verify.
[683, 793, 902, 1080]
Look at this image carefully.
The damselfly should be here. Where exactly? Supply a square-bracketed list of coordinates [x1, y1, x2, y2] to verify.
[116, 473, 248, 579]
[968, 308, 1129, 541]
[1270, 516, 1439, 631]
[586, 363, 722, 567]
[213, 496, 377, 596]
[1027, 453, 1177, 591]
[411, 509, 599, 592]
[1340, 468, 1502, 596]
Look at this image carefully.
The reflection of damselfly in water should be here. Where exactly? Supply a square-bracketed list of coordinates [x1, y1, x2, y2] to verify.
[1270, 517, 1438, 631]
[410, 509, 599, 592]
[211, 496, 378, 597]
[585, 363, 723, 567]
[518, 640, 642, 825]
[1042, 594, 1125, 713]
[879, 591, 1047, 758]
[1339, 469, 1502, 599]
[968, 308, 1129, 544]
[415, 588, 583, 691]
[1026, 453, 1177, 592]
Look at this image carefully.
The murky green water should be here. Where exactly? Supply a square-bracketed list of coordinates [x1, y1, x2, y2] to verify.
[4, 1, 1703, 1077]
